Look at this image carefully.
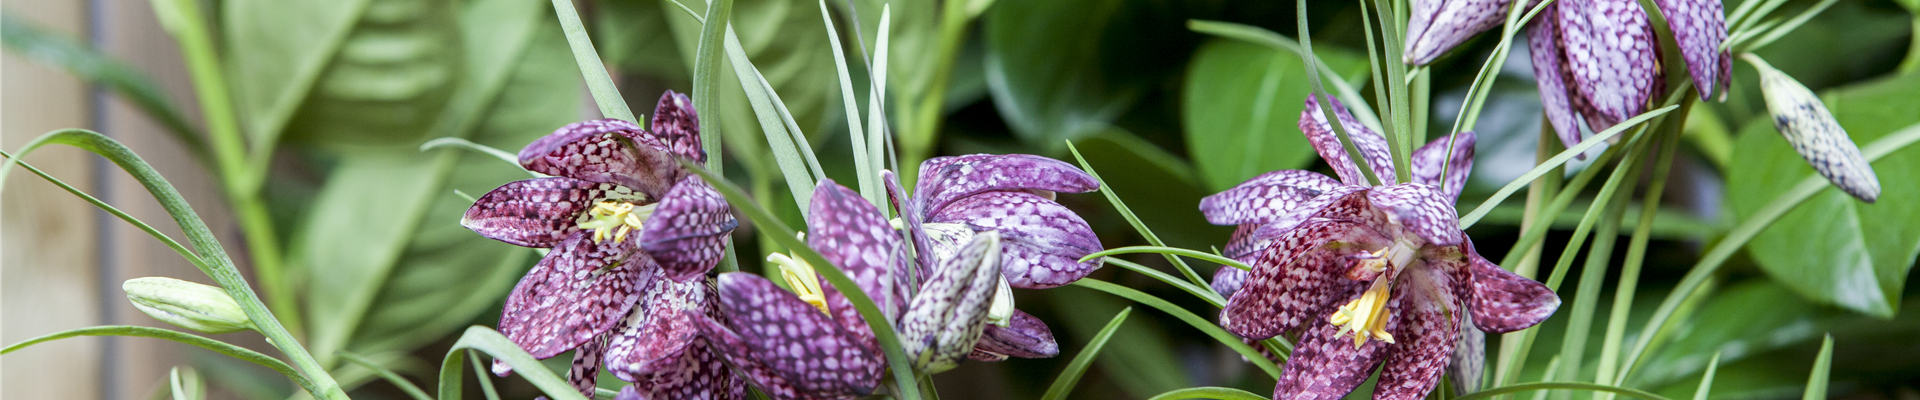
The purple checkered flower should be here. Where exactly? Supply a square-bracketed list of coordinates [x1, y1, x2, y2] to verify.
[695, 180, 1008, 399]
[460, 91, 740, 397]
[1202, 97, 1561, 400]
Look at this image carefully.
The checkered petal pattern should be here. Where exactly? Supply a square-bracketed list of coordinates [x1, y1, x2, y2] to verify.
[1371, 262, 1471, 400]
[809, 179, 910, 323]
[1409, 132, 1476, 202]
[497, 233, 648, 359]
[1273, 316, 1392, 400]
[700, 273, 885, 400]
[1466, 250, 1561, 333]
[1220, 219, 1377, 340]
[970, 309, 1060, 360]
[928, 191, 1102, 289]
[1302, 96, 1397, 186]
[461, 177, 615, 247]
[898, 232, 1004, 373]
[1405, 0, 1515, 65]
[638, 177, 738, 282]
[1653, 0, 1732, 100]
[913, 154, 1099, 217]
[1199, 170, 1342, 226]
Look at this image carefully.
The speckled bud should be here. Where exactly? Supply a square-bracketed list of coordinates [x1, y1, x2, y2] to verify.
[1748, 55, 1881, 202]
[899, 231, 1004, 373]
[124, 277, 253, 334]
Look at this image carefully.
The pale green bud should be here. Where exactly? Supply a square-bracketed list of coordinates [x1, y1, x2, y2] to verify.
[1747, 54, 1881, 203]
[124, 277, 254, 334]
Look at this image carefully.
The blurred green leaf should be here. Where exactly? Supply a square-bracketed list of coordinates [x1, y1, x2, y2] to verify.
[1181, 38, 1365, 191]
[665, 0, 841, 146]
[983, 0, 1137, 145]
[436, 327, 589, 400]
[281, 0, 463, 147]
[1042, 305, 1138, 400]
[595, 0, 689, 82]
[0, 14, 206, 161]
[3, 325, 308, 392]
[1728, 73, 1920, 318]
[222, 0, 374, 145]
[1073, 130, 1231, 251]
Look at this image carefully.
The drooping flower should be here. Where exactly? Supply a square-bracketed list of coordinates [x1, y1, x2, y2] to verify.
[461, 91, 739, 397]
[1201, 97, 1561, 400]
[887, 154, 1105, 361]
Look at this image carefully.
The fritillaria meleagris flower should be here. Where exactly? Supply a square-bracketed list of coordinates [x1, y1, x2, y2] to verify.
[1403, 0, 1731, 148]
[694, 180, 1006, 399]
[1202, 97, 1561, 400]
[1746, 54, 1880, 202]
[887, 154, 1106, 362]
[461, 91, 740, 397]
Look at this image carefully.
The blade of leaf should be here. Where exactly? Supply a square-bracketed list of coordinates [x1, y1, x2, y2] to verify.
[1186, 20, 1383, 134]
[1083, 246, 1252, 272]
[1691, 352, 1721, 400]
[222, 0, 373, 155]
[820, 0, 882, 207]
[419, 138, 524, 171]
[468, 350, 501, 400]
[1450, 382, 1672, 400]
[435, 327, 588, 400]
[1146, 387, 1272, 400]
[1072, 279, 1282, 376]
[721, 27, 821, 216]
[170, 366, 205, 400]
[1065, 141, 1209, 288]
[1041, 306, 1133, 400]
[1459, 105, 1677, 228]
[549, 0, 635, 121]
[1103, 259, 1225, 307]
[1802, 335, 1833, 400]
[3, 325, 311, 395]
[691, 0, 734, 174]
[339, 351, 433, 400]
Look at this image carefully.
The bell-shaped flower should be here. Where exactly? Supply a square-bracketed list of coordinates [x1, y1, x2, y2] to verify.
[1525, 0, 1731, 148]
[460, 91, 739, 396]
[1201, 97, 1561, 400]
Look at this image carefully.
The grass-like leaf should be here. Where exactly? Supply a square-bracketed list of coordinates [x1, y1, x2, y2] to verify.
[821, 0, 883, 208]
[1103, 259, 1225, 307]
[1146, 386, 1272, 400]
[685, 162, 925, 400]
[1065, 141, 1208, 288]
[1041, 307, 1133, 400]
[721, 27, 825, 217]
[1072, 280, 1282, 377]
[1458, 105, 1677, 228]
[419, 137, 524, 171]
[1083, 246, 1252, 272]
[435, 327, 587, 400]
[1595, 120, 1688, 390]
[468, 350, 502, 400]
[339, 351, 433, 400]
[1614, 124, 1920, 384]
[1691, 352, 1721, 400]
[691, 0, 735, 174]
[1451, 382, 1670, 400]
[1803, 335, 1834, 400]
[3, 325, 312, 395]
[1740, 0, 1839, 52]
[549, 0, 635, 122]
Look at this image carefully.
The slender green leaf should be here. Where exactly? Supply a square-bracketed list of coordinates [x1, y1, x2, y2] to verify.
[1084, 246, 1252, 272]
[1803, 335, 1834, 400]
[1459, 105, 1676, 229]
[1597, 120, 1687, 390]
[436, 327, 588, 400]
[419, 137, 525, 172]
[170, 366, 205, 400]
[1065, 139, 1210, 289]
[339, 351, 433, 400]
[1692, 353, 1721, 400]
[691, 0, 735, 174]
[1147, 387, 1272, 400]
[1740, 0, 1838, 52]
[1072, 279, 1282, 376]
[1041, 307, 1133, 400]
[1103, 259, 1225, 307]
[720, 25, 822, 216]
[469, 350, 501, 400]
[3, 325, 311, 395]
[222, 0, 373, 167]
[821, 0, 882, 207]
[551, 0, 635, 121]
[1451, 382, 1671, 400]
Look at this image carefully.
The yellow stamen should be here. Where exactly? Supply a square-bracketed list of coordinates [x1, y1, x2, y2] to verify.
[1327, 238, 1421, 348]
[768, 233, 832, 315]
[577, 201, 657, 244]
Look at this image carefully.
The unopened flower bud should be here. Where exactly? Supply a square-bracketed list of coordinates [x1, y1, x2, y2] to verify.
[1746, 54, 1881, 202]
[124, 277, 254, 334]
[900, 231, 1003, 373]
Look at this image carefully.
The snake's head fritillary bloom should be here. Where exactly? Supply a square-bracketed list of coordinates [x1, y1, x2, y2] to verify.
[1527, 0, 1731, 148]
[461, 91, 738, 397]
[1201, 97, 1561, 400]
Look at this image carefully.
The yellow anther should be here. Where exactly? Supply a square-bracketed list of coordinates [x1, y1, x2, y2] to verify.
[769, 252, 831, 315]
[1329, 280, 1396, 348]
[577, 201, 656, 244]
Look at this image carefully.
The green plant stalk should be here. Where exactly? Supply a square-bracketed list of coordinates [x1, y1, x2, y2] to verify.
[1550, 153, 1639, 400]
[148, 0, 303, 333]
[1367, 0, 1412, 181]
[1491, 121, 1564, 389]
[1594, 103, 1689, 394]
[551, 0, 636, 122]
[1145, 386, 1270, 400]
[1073, 279, 1283, 377]
[898, 0, 976, 186]
[3, 325, 314, 395]
[1065, 142, 1209, 288]
[1900, 14, 1920, 74]
[1040, 307, 1132, 400]
[1454, 382, 1671, 400]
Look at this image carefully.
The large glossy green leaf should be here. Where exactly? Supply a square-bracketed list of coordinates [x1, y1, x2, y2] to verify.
[1181, 38, 1366, 191]
[1728, 73, 1920, 318]
[222, 0, 373, 145]
[982, 0, 1133, 145]
[281, 0, 463, 147]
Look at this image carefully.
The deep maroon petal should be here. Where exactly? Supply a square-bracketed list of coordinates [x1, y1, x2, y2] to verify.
[1199, 170, 1342, 226]
[1558, 0, 1661, 133]
[604, 273, 707, 381]
[642, 91, 707, 164]
[928, 191, 1103, 289]
[617, 339, 746, 400]
[693, 313, 817, 400]
[971, 309, 1060, 360]
[809, 179, 909, 323]
[519, 119, 681, 197]
[1223, 185, 1374, 261]
[704, 272, 883, 399]
[885, 170, 940, 284]
[1302, 96, 1396, 186]
[912, 154, 1099, 217]
[1466, 250, 1560, 333]
[1652, 0, 1731, 99]
[638, 177, 737, 282]
[1372, 261, 1471, 400]
[498, 233, 647, 358]
[1221, 220, 1377, 340]
[1405, 0, 1514, 65]
[899, 232, 1004, 373]
[567, 335, 610, 398]
[461, 177, 612, 247]
[1409, 132, 1476, 202]
[1365, 184, 1465, 247]
[1527, 8, 1586, 149]
[1273, 320, 1391, 400]
[1211, 266, 1250, 298]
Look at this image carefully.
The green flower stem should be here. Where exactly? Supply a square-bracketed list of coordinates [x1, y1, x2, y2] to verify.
[1595, 103, 1689, 394]
[1491, 120, 1563, 388]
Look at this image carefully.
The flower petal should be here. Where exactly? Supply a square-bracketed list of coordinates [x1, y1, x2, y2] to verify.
[913, 154, 1099, 217]
[567, 335, 610, 398]
[638, 177, 738, 282]
[1212, 266, 1250, 298]
[498, 233, 647, 358]
[461, 177, 611, 247]
[701, 272, 884, 399]
[1466, 250, 1560, 333]
[643, 90, 707, 164]
[1199, 170, 1342, 226]
[1527, 9, 1587, 149]
[604, 273, 709, 382]
[1273, 320, 1391, 400]
[1371, 262, 1470, 400]
[1365, 184, 1465, 247]
[1652, 0, 1731, 100]
[928, 191, 1103, 289]
[1223, 185, 1374, 261]
[1221, 219, 1377, 340]
[1404, 0, 1513, 65]
[885, 170, 941, 280]
[971, 309, 1060, 360]
[1302, 96, 1396, 186]
[899, 232, 1005, 373]
[1409, 132, 1476, 202]
[1558, 0, 1661, 133]
[1448, 318, 1487, 395]
[616, 339, 746, 400]
[809, 179, 909, 323]
[519, 119, 683, 197]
